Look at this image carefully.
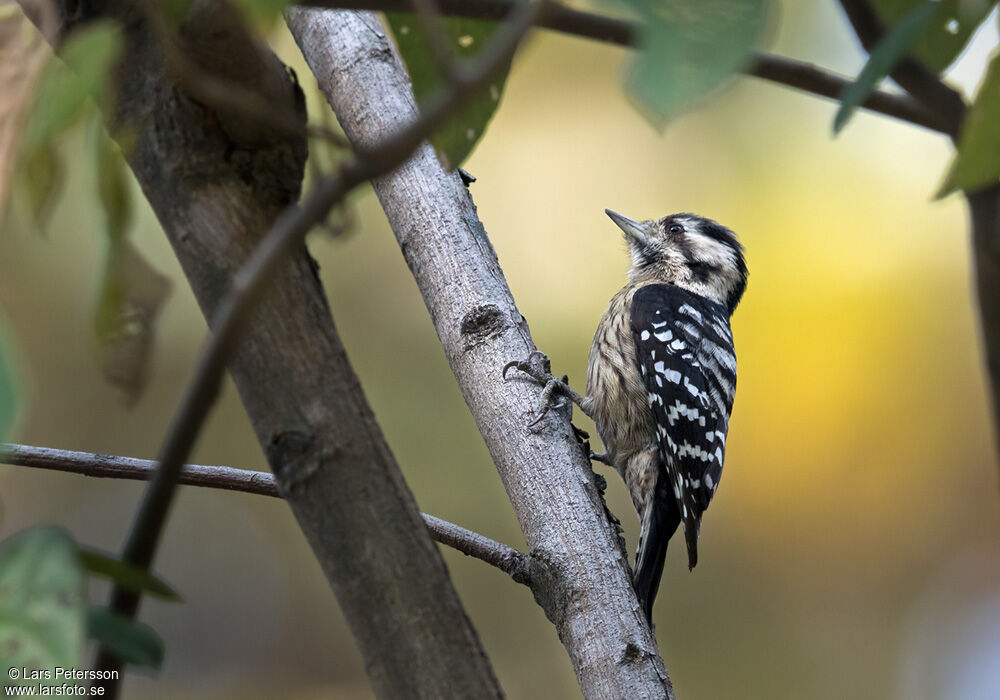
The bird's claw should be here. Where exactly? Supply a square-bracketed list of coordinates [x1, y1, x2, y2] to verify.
[502, 350, 551, 383]
[503, 351, 571, 427]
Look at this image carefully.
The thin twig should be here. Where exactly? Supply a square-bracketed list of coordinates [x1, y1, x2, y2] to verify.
[296, 0, 949, 133]
[92, 0, 547, 689]
[0, 443, 532, 582]
[836, 0, 965, 137]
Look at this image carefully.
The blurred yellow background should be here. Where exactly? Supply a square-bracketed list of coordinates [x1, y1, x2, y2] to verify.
[2, 2, 1000, 698]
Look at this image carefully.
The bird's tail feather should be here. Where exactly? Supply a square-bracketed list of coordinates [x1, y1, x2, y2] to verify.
[633, 478, 681, 625]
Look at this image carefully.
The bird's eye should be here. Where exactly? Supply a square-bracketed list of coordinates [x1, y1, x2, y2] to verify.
[668, 224, 684, 234]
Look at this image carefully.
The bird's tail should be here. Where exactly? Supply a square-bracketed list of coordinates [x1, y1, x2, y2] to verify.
[633, 477, 681, 625]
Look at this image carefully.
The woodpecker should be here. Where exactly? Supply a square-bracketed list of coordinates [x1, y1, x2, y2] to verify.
[505, 209, 747, 624]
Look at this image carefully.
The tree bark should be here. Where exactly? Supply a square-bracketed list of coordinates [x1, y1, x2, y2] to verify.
[970, 186, 1000, 456]
[33, 1, 503, 696]
[286, 8, 675, 699]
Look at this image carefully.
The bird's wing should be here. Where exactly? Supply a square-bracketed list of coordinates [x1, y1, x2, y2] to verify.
[630, 283, 736, 570]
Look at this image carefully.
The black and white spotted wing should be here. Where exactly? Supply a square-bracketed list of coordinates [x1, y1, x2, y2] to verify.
[630, 283, 736, 570]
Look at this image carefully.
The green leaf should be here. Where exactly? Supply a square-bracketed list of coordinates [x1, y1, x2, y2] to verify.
[19, 141, 64, 234]
[0, 527, 85, 687]
[0, 323, 19, 441]
[77, 550, 181, 602]
[234, 0, 289, 26]
[833, 2, 938, 134]
[86, 608, 163, 670]
[620, 0, 767, 124]
[95, 131, 133, 243]
[870, 0, 996, 72]
[94, 242, 171, 405]
[938, 51, 1000, 196]
[387, 15, 510, 169]
[20, 20, 123, 155]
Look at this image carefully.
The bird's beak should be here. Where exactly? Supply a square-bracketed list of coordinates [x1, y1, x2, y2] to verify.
[605, 209, 648, 247]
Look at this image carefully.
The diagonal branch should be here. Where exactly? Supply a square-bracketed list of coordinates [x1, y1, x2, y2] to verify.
[836, 0, 965, 136]
[0, 443, 532, 583]
[296, 0, 949, 133]
[86, 0, 544, 694]
[287, 7, 674, 698]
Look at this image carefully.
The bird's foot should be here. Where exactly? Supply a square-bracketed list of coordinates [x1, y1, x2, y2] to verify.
[503, 351, 586, 427]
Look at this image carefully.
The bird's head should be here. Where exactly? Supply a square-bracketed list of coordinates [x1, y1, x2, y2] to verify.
[605, 209, 748, 314]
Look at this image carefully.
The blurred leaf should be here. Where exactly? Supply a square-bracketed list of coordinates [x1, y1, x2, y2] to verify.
[0, 527, 85, 687]
[234, 0, 288, 26]
[938, 51, 1000, 196]
[86, 608, 164, 669]
[387, 14, 510, 169]
[833, 2, 938, 134]
[0, 324, 15, 440]
[161, 0, 196, 28]
[620, 0, 767, 124]
[19, 139, 63, 233]
[77, 550, 181, 602]
[95, 130, 132, 242]
[95, 242, 171, 405]
[20, 20, 122, 156]
[0, 0, 48, 211]
[870, 0, 996, 72]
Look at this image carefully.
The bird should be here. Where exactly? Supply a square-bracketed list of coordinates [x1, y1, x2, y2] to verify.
[504, 209, 747, 625]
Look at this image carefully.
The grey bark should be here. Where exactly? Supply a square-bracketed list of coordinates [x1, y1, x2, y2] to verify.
[31, 1, 503, 696]
[286, 8, 675, 699]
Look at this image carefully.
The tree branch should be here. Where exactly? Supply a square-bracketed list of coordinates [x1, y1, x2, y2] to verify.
[296, 0, 949, 133]
[15, 0, 546, 695]
[287, 8, 674, 698]
[0, 443, 532, 582]
[969, 186, 1000, 461]
[836, 0, 965, 136]
[83, 0, 543, 694]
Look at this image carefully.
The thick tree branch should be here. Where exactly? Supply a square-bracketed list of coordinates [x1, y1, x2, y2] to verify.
[20, 0, 519, 696]
[85, 0, 542, 695]
[0, 443, 532, 582]
[297, 0, 949, 133]
[287, 8, 674, 698]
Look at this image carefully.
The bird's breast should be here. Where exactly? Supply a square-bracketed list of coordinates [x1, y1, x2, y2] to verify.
[585, 286, 656, 465]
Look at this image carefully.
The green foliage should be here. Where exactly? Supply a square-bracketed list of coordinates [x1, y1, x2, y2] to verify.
[234, 0, 289, 25]
[86, 608, 164, 670]
[0, 325, 17, 441]
[91, 120, 170, 404]
[619, 0, 767, 124]
[77, 550, 181, 602]
[387, 14, 511, 169]
[939, 52, 1000, 196]
[833, 2, 938, 134]
[94, 240, 171, 405]
[96, 131, 133, 243]
[870, 0, 996, 72]
[18, 138, 64, 235]
[20, 21, 123, 156]
[13, 20, 122, 234]
[0, 528, 85, 688]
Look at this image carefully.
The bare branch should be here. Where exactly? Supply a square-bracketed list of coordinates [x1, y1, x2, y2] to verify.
[297, 0, 949, 133]
[0, 442, 532, 582]
[288, 8, 674, 698]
